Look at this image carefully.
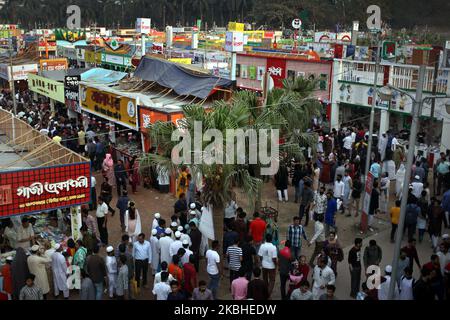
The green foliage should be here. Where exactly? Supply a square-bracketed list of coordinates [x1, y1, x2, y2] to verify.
[1, 0, 448, 30]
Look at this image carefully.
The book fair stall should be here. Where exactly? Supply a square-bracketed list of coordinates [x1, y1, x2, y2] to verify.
[0, 109, 90, 275]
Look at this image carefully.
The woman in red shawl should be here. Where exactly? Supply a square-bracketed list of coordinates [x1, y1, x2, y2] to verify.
[129, 156, 140, 194]
[102, 153, 116, 187]
[319, 157, 332, 185]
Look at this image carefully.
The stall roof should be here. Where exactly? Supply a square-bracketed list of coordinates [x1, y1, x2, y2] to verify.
[41, 68, 91, 82]
[134, 56, 232, 99]
[80, 68, 128, 84]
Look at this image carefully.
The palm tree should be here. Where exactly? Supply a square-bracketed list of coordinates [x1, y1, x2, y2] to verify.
[140, 77, 321, 244]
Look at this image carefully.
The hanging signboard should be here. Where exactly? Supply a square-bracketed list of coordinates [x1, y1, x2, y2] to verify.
[266, 58, 286, 88]
[0, 163, 91, 217]
[28, 73, 65, 103]
[80, 85, 138, 129]
[40, 58, 68, 71]
[65, 75, 81, 113]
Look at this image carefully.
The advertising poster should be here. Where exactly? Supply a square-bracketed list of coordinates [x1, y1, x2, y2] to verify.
[257, 66, 265, 81]
[240, 65, 248, 78]
[249, 66, 256, 80]
[0, 163, 91, 217]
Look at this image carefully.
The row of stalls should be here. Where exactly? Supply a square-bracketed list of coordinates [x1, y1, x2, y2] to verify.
[75, 56, 233, 193]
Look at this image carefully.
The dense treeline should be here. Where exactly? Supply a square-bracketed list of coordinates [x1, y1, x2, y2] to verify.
[0, 0, 449, 31]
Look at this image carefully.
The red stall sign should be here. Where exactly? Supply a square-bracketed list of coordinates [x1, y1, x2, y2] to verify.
[0, 162, 91, 217]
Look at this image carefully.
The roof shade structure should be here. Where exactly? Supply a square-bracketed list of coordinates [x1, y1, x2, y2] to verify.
[134, 56, 233, 100]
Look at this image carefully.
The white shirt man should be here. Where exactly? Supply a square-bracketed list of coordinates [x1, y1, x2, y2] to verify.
[51, 245, 69, 299]
[159, 229, 174, 265]
[333, 179, 345, 199]
[181, 242, 193, 265]
[399, 275, 415, 300]
[411, 177, 424, 199]
[169, 232, 183, 258]
[378, 266, 399, 300]
[149, 230, 160, 276]
[152, 213, 161, 230]
[96, 201, 108, 218]
[312, 261, 335, 300]
[310, 219, 325, 244]
[258, 241, 277, 270]
[206, 248, 221, 276]
[106, 247, 118, 299]
[343, 135, 353, 151]
[152, 277, 171, 300]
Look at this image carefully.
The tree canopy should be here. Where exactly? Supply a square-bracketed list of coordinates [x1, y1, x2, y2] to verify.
[1, 0, 448, 31]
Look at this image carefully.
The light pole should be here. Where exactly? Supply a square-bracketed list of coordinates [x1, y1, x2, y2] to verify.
[385, 65, 450, 300]
[361, 32, 381, 233]
[8, 33, 17, 141]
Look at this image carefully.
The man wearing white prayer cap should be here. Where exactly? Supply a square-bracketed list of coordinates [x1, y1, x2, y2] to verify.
[159, 228, 174, 266]
[378, 265, 399, 300]
[105, 246, 117, 298]
[169, 232, 183, 258]
[150, 229, 160, 276]
[152, 213, 161, 230]
[51, 243, 69, 299]
[27, 244, 51, 298]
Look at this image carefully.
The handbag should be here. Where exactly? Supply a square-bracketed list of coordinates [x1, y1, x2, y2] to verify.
[130, 279, 140, 296]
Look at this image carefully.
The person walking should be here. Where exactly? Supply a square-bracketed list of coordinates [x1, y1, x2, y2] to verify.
[159, 228, 174, 267]
[312, 256, 336, 300]
[116, 255, 129, 300]
[116, 190, 130, 232]
[258, 234, 278, 298]
[324, 191, 337, 236]
[150, 229, 161, 276]
[96, 197, 109, 245]
[311, 186, 327, 221]
[51, 244, 69, 299]
[114, 159, 128, 198]
[79, 270, 96, 300]
[299, 181, 314, 227]
[231, 268, 249, 300]
[348, 238, 363, 299]
[11, 247, 29, 299]
[105, 246, 118, 299]
[124, 202, 142, 243]
[246, 267, 269, 300]
[86, 245, 107, 300]
[390, 200, 401, 243]
[129, 155, 140, 194]
[428, 198, 445, 251]
[363, 240, 382, 272]
[378, 265, 399, 300]
[275, 164, 289, 202]
[308, 215, 326, 267]
[278, 240, 293, 300]
[133, 233, 152, 289]
[226, 238, 243, 283]
[323, 231, 344, 276]
[351, 174, 363, 217]
[206, 240, 222, 300]
[102, 153, 116, 188]
[286, 216, 307, 261]
[405, 197, 420, 242]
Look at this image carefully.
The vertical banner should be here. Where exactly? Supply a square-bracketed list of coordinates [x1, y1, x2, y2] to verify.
[71, 206, 82, 240]
[266, 58, 287, 88]
[361, 172, 374, 232]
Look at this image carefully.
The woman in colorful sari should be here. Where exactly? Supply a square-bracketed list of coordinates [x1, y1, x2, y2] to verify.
[102, 154, 116, 187]
[176, 166, 189, 199]
[129, 156, 141, 194]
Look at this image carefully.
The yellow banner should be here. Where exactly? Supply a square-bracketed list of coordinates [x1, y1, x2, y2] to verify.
[228, 22, 245, 32]
[80, 85, 137, 129]
[168, 58, 192, 65]
[84, 50, 102, 64]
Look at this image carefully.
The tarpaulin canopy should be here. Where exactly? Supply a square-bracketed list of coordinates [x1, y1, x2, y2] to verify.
[80, 67, 128, 84]
[134, 56, 233, 99]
